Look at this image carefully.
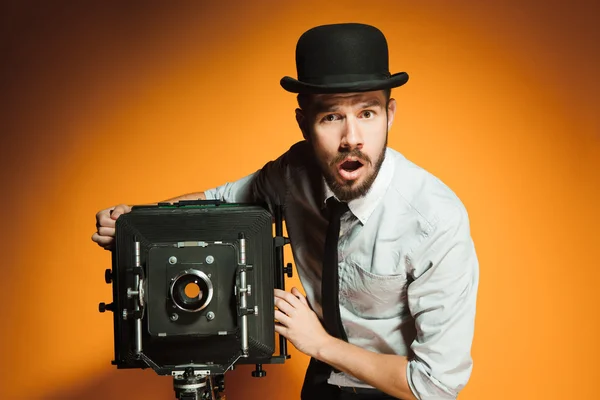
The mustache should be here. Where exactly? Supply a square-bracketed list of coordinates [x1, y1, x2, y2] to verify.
[329, 148, 371, 167]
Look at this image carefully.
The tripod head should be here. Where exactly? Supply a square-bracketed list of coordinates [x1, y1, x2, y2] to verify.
[173, 368, 225, 400]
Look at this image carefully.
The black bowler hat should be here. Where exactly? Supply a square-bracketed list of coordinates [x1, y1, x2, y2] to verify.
[280, 23, 409, 94]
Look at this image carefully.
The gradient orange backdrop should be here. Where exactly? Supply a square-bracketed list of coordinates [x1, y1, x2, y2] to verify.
[1, 1, 598, 399]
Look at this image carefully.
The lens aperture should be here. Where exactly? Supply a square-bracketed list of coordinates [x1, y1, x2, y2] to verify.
[170, 270, 213, 312]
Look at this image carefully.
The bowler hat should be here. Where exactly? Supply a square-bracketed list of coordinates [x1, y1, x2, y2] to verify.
[280, 23, 409, 94]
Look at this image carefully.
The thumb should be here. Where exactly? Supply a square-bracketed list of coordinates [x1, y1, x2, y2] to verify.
[110, 204, 131, 220]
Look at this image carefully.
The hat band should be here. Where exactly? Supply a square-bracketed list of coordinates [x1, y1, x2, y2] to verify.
[299, 72, 391, 85]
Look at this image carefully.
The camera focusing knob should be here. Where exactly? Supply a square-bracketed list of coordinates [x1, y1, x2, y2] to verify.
[104, 269, 112, 284]
[284, 263, 293, 278]
[251, 364, 267, 378]
[240, 306, 258, 316]
[98, 302, 115, 313]
[237, 285, 252, 296]
[122, 309, 143, 320]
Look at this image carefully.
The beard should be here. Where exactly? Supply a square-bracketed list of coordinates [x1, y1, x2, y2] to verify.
[318, 133, 388, 202]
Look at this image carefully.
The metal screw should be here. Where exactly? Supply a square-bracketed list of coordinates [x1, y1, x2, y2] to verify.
[169, 256, 177, 265]
[170, 313, 179, 321]
[206, 311, 215, 321]
[206, 255, 214, 264]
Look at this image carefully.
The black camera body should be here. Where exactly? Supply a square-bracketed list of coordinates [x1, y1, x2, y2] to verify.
[99, 200, 291, 399]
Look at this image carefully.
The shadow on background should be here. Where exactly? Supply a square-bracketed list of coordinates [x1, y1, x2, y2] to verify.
[43, 369, 172, 400]
[44, 362, 306, 400]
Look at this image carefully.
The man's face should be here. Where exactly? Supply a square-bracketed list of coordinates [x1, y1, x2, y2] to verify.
[296, 90, 396, 202]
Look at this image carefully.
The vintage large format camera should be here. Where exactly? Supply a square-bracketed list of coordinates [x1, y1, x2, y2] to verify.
[98, 200, 293, 399]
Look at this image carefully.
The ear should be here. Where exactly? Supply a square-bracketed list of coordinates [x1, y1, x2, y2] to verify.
[386, 98, 397, 130]
[295, 108, 309, 140]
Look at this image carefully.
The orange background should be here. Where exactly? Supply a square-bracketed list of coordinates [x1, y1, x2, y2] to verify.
[1, 1, 598, 399]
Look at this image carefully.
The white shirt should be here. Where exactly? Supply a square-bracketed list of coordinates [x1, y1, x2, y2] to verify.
[204, 140, 479, 399]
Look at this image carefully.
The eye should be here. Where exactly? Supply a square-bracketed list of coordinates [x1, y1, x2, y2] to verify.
[322, 114, 339, 123]
[361, 110, 374, 118]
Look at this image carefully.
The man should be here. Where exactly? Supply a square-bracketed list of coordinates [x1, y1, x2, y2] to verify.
[93, 23, 479, 399]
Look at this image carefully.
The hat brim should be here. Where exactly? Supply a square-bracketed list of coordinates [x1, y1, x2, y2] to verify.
[280, 72, 409, 94]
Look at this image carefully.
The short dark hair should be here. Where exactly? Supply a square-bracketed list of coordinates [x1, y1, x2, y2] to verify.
[296, 88, 392, 112]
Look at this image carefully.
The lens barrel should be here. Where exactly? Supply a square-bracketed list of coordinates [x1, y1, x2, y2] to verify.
[170, 270, 213, 312]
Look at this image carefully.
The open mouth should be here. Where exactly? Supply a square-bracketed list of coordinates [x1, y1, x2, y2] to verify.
[338, 158, 364, 180]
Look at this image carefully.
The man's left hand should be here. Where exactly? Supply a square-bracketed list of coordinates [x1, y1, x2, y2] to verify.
[274, 287, 331, 358]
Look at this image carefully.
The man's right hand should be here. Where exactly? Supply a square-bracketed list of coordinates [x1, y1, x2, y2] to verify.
[92, 204, 132, 250]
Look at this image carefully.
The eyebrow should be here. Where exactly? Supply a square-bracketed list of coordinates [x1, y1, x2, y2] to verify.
[311, 101, 339, 114]
[357, 99, 383, 110]
[312, 98, 383, 114]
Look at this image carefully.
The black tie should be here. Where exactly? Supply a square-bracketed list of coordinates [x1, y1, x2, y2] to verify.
[321, 198, 349, 342]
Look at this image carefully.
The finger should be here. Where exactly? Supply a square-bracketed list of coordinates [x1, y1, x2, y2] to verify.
[98, 212, 116, 229]
[92, 232, 114, 247]
[274, 310, 291, 326]
[274, 288, 304, 308]
[97, 226, 115, 237]
[110, 204, 131, 221]
[291, 287, 308, 306]
[274, 296, 296, 317]
[274, 323, 288, 337]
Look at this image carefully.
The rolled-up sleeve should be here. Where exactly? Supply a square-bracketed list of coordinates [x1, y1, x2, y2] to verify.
[203, 151, 289, 208]
[406, 206, 479, 399]
[204, 171, 258, 203]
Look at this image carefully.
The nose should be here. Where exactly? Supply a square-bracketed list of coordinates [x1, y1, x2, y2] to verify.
[340, 116, 363, 150]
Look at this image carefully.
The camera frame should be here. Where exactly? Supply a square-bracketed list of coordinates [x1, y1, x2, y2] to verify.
[99, 200, 292, 399]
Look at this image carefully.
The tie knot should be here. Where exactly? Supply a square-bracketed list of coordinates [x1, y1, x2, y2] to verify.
[326, 198, 349, 219]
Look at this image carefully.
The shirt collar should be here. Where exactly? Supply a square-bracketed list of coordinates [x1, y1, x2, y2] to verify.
[322, 148, 394, 224]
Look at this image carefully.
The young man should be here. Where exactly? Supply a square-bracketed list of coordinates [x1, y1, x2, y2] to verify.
[93, 23, 479, 400]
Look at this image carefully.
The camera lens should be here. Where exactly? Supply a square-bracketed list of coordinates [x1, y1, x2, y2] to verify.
[170, 270, 213, 312]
